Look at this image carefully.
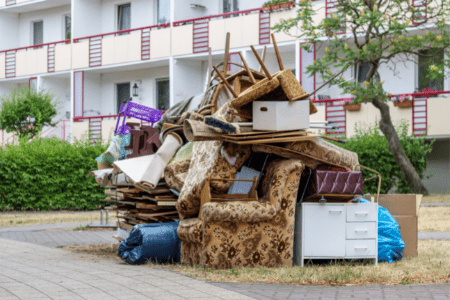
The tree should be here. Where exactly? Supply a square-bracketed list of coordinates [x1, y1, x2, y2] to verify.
[274, 0, 450, 195]
[0, 87, 58, 139]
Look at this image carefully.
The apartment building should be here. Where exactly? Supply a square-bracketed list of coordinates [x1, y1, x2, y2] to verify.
[0, 0, 449, 193]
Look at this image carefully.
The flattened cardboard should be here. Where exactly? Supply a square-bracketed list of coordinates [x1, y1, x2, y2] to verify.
[378, 194, 422, 216]
[393, 215, 418, 258]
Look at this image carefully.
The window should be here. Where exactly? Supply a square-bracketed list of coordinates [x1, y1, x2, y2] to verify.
[157, 0, 170, 24]
[223, 0, 239, 13]
[418, 49, 444, 91]
[117, 3, 131, 32]
[117, 83, 130, 114]
[156, 78, 170, 111]
[32, 20, 43, 45]
[64, 15, 71, 40]
[355, 62, 372, 83]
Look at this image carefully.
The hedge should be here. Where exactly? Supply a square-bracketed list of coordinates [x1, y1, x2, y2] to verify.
[333, 122, 433, 195]
[0, 137, 107, 211]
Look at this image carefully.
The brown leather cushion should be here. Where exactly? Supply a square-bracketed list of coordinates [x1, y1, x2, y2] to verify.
[313, 171, 364, 195]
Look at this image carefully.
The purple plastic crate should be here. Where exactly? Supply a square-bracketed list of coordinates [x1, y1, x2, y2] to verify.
[115, 101, 163, 135]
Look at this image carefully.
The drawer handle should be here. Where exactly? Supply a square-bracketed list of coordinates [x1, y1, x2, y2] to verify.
[329, 210, 342, 214]
[355, 229, 368, 233]
[355, 247, 368, 251]
[355, 212, 368, 215]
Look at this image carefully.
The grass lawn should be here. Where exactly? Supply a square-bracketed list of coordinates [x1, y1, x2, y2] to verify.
[66, 240, 450, 286]
[0, 212, 116, 227]
[418, 207, 450, 232]
[421, 194, 450, 203]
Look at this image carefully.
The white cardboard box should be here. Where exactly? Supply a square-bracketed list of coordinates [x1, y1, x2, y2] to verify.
[253, 100, 310, 131]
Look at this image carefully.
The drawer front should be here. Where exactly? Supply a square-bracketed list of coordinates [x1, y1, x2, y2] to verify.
[346, 222, 377, 239]
[303, 204, 346, 257]
[347, 204, 377, 222]
[346, 239, 377, 257]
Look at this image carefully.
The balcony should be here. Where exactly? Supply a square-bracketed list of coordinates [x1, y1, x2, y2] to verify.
[311, 90, 450, 139]
[0, 0, 70, 13]
[0, 40, 71, 79]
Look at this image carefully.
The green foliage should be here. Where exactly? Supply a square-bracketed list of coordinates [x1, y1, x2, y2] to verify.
[334, 122, 433, 194]
[0, 87, 58, 139]
[263, 0, 291, 6]
[273, 0, 450, 100]
[0, 137, 107, 211]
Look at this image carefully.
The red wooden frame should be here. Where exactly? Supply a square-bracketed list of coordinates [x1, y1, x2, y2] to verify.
[325, 0, 346, 35]
[28, 77, 37, 90]
[412, 0, 427, 25]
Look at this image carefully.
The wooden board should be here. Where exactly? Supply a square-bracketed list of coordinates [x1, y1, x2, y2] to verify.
[226, 129, 307, 137]
[136, 211, 178, 218]
[223, 135, 318, 145]
[116, 187, 142, 194]
[223, 131, 309, 141]
[116, 221, 134, 231]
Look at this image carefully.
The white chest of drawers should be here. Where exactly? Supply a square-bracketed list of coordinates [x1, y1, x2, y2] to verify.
[293, 202, 378, 266]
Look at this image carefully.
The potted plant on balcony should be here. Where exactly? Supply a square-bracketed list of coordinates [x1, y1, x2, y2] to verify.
[341, 99, 361, 111]
[392, 94, 413, 108]
[262, 0, 294, 12]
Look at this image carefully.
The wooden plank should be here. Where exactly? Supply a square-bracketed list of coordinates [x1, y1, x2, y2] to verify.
[259, 46, 267, 74]
[116, 221, 134, 231]
[116, 187, 142, 194]
[227, 129, 306, 137]
[223, 131, 308, 141]
[223, 135, 318, 145]
[136, 211, 178, 218]
[223, 32, 230, 77]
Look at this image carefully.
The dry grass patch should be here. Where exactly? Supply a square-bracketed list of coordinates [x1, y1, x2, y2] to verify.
[65, 243, 120, 260]
[0, 213, 116, 227]
[422, 194, 450, 203]
[419, 207, 450, 232]
[65, 241, 450, 286]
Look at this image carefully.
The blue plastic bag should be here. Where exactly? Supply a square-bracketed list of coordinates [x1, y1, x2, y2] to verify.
[118, 222, 181, 265]
[360, 199, 404, 262]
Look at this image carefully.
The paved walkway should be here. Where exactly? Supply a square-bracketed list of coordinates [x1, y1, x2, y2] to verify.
[0, 222, 117, 248]
[0, 239, 254, 300]
[1, 239, 450, 300]
[212, 282, 450, 300]
[419, 232, 450, 241]
[421, 202, 450, 207]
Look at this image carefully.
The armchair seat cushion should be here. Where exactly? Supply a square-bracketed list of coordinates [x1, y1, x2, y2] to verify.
[201, 201, 277, 223]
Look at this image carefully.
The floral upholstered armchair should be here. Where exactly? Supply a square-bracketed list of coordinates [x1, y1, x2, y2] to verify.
[177, 158, 304, 269]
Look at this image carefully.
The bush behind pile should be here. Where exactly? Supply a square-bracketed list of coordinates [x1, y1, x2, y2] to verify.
[334, 122, 433, 195]
[0, 137, 107, 211]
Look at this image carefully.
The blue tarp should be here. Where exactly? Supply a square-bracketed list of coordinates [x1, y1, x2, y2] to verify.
[118, 222, 181, 265]
[361, 199, 404, 263]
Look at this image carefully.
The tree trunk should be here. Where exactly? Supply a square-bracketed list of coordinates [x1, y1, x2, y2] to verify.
[372, 97, 429, 195]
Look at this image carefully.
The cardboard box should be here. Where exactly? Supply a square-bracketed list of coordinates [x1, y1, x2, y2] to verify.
[253, 100, 310, 131]
[378, 194, 422, 258]
[394, 215, 418, 257]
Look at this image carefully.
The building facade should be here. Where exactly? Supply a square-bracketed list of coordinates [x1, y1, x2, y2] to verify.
[0, 0, 449, 193]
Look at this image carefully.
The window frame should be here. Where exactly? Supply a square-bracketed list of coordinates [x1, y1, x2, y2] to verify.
[417, 48, 444, 92]
[155, 77, 170, 111]
[63, 14, 71, 40]
[31, 20, 44, 46]
[116, 3, 131, 32]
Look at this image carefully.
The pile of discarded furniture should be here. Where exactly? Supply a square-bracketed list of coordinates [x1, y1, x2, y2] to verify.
[90, 33, 412, 268]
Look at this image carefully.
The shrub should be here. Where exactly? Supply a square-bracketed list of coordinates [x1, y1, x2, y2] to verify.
[334, 122, 433, 195]
[0, 87, 58, 139]
[0, 137, 107, 211]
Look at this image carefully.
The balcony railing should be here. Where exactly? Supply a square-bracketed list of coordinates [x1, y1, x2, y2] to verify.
[313, 90, 450, 137]
[0, 39, 70, 78]
[172, 5, 280, 53]
[73, 23, 170, 68]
